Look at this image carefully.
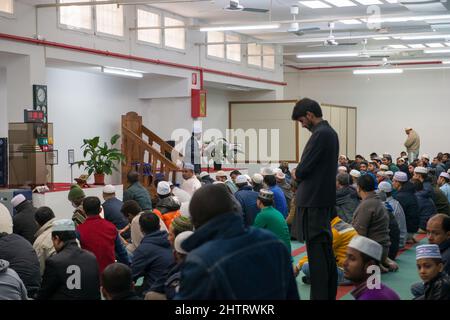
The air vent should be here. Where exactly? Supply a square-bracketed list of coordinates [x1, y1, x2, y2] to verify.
[399, 0, 449, 12]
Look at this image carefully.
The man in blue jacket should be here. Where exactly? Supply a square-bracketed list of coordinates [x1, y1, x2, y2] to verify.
[102, 185, 130, 240]
[176, 184, 299, 300]
[233, 175, 260, 226]
[262, 169, 288, 218]
[131, 211, 175, 295]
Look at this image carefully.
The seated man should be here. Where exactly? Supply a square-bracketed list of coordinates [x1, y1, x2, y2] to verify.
[11, 194, 38, 244]
[123, 171, 153, 210]
[102, 185, 130, 240]
[253, 189, 291, 253]
[352, 175, 397, 272]
[36, 219, 100, 300]
[335, 173, 360, 224]
[234, 175, 260, 227]
[411, 214, 450, 298]
[295, 214, 357, 285]
[131, 211, 175, 295]
[101, 263, 141, 300]
[0, 259, 28, 300]
[176, 185, 298, 300]
[154, 181, 181, 229]
[33, 206, 57, 276]
[415, 244, 450, 300]
[344, 235, 400, 300]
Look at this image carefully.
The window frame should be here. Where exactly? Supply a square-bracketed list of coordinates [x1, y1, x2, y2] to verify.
[225, 33, 242, 64]
[93, 0, 125, 41]
[162, 12, 186, 53]
[57, 0, 94, 35]
[206, 30, 226, 61]
[247, 42, 263, 70]
[0, 0, 14, 18]
[262, 44, 276, 71]
[135, 5, 163, 48]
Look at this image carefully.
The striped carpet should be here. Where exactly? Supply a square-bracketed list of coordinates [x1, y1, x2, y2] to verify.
[291, 234, 428, 300]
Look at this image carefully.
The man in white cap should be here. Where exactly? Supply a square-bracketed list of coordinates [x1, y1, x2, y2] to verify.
[338, 166, 348, 174]
[392, 171, 420, 244]
[421, 154, 431, 168]
[349, 169, 361, 189]
[181, 163, 202, 197]
[415, 244, 450, 300]
[413, 166, 436, 203]
[154, 181, 181, 229]
[276, 170, 294, 212]
[343, 235, 400, 300]
[377, 181, 407, 248]
[438, 172, 450, 203]
[102, 184, 130, 240]
[184, 126, 202, 174]
[234, 175, 260, 226]
[404, 127, 420, 162]
[36, 219, 101, 300]
[251, 173, 264, 193]
[199, 171, 214, 185]
[215, 170, 238, 194]
[10, 194, 38, 244]
[0, 202, 12, 235]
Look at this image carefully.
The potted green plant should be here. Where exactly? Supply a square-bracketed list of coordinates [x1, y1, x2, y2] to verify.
[75, 134, 125, 185]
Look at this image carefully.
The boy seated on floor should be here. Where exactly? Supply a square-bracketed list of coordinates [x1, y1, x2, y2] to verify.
[414, 244, 450, 300]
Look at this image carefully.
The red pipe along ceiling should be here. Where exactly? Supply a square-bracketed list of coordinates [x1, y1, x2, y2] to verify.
[287, 60, 443, 71]
[0, 32, 287, 87]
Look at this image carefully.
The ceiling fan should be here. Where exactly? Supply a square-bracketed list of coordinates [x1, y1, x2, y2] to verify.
[224, 0, 269, 13]
[288, 6, 320, 36]
[358, 39, 391, 58]
[308, 22, 359, 47]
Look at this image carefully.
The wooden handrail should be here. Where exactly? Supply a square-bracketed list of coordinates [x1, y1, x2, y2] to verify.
[141, 126, 183, 158]
[122, 126, 179, 171]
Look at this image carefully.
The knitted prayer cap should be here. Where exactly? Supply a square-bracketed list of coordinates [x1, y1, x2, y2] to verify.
[171, 216, 193, 234]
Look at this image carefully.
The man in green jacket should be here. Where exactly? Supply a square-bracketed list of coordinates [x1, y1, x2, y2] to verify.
[253, 189, 291, 253]
[123, 171, 152, 210]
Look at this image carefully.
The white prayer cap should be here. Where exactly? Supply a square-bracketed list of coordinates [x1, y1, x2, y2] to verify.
[376, 171, 386, 177]
[380, 165, 389, 171]
[11, 194, 26, 208]
[414, 166, 428, 174]
[338, 166, 348, 172]
[183, 163, 195, 171]
[339, 154, 348, 159]
[378, 181, 393, 193]
[394, 171, 408, 182]
[273, 168, 282, 175]
[235, 175, 248, 184]
[52, 219, 76, 232]
[174, 231, 194, 254]
[348, 235, 383, 262]
[244, 174, 251, 182]
[103, 184, 116, 194]
[421, 154, 430, 160]
[157, 181, 171, 196]
[261, 167, 274, 176]
[199, 172, 209, 178]
[350, 170, 361, 178]
[215, 170, 227, 177]
[252, 173, 264, 184]
[440, 172, 450, 180]
[276, 171, 286, 180]
[405, 127, 413, 131]
[385, 171, 394, 177]
[416, 244, 441, 260]
[193, 127, 202, 134]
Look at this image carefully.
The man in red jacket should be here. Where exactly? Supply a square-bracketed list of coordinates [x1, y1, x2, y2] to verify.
[77, 197, 130, 274]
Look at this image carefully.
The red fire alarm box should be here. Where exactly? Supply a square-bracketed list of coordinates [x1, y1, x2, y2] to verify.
[191, 89, 207, 118]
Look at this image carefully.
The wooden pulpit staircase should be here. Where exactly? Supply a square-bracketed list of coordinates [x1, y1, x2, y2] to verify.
[121, 112, 181, 196]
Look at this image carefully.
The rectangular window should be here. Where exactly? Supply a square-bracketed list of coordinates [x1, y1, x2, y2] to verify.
[59, 0, 92, 31]
[263, 45, 275, 70]
[207, 31, 225, 59]
[0, 0, 13, 14]
[247, 43, 262, 67]
[164, 16, 185, 50]
[226, 34, 241, 62]
[95, 0, 124, 37]
[137, 8, 161, 45]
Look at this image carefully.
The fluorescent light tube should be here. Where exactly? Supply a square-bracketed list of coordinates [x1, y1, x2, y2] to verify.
[442, 60, 450, 64]
[408, 44, 426, 49]
[366, 14, 450, 24]
[324, 0, 357, 7]
[353, 68, 403, 74]
[102, 67, 143, 78]
[200, 24, 280, 32]
[373, 36, 391, 40]
[401, 34, 450, 40]
[389, 44, 408, 49]
[339, 19, 362, 24]
[298, 1, 332, 8]
[426, 43, 445, 48]
[297, 52, 359, 58]
[354, 0, 382, 5]
[424, 48, 450, 53]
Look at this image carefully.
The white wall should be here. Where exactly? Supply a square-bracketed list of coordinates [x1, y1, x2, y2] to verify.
[47, 67, 144, 184]
[284, 69, 450, 158]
